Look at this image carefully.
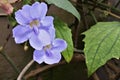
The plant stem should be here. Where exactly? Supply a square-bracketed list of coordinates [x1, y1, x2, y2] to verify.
[84, 1, 120, 14]
[0, 51, 19, 75]
[17, 60, 34, 80]
[24, 60, 66, 80]
[115, 0, 120, 8]
[74, 48, 84, 53]
[98, 0, 105, 3]
[96, 8, 120, 19]
[24, 53, 85, 79]
[90, 11, 98, 23]
[98, 2, 120, 13]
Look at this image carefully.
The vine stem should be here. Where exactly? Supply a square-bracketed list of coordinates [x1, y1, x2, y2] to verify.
[96, 8, 120, 19]
[25, 60, 66, 79]
[96, 1, 120, 13]
[92, 72, 100, 80]
[90, 11, 98, 23]
[115, 0, 120, 8]
[17, 60, 34, 80]
[84, 1, 120, 14]
[0, 51, 19, 74]
[24, 53, 85, 79]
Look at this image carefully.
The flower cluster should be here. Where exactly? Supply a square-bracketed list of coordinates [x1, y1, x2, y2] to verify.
[12, 2, 67, 64]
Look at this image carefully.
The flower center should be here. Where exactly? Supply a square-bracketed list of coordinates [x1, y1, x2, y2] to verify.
[44, 44, 51, 51]
[30, 20, 39, 27]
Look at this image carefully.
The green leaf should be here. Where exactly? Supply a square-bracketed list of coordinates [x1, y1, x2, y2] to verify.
[83, 22, 120, 77]
[45, 0, 80, 21]
[8, 15, 17, 27]
[54, 18, 74, 62]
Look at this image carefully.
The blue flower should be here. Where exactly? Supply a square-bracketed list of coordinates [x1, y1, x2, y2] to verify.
[33, 38, 67, 64]
[12, 2, 55, 50]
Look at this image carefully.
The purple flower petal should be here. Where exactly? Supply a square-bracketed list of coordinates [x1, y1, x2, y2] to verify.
[48, 27, 55, 41]
[29, 33, 43, 50]
[12, 25, 32, 43]
[22, 5, 32, 20]
[33, 50, 44, 64]
[44, 50, 61, 64]
[41, 16, 54, 27]
[15, 5, 31, 25]
[15, 10, 27, 25]
[40, 25, 55, 41]
[38, 29, 51, 46]
[52, 39, 67, 52]
[30, 2, 47, 19]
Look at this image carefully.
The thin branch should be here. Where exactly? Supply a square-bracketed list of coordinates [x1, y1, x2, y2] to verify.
[0, 51, 19, 74]
[17, 60, 34, 80]
[0, 28, 20, 74]
[84, 1, 120, 14]
[115, 0, 120, 8]
[74, 48, 84, 53]
[96, 1, 120, 13]
[98, 0, 105, 3]
[24, 60, 66, 80]
[81, 3, 89, 30]
[90, 11, 98, 23]
[104, 65, 116, 79]
[96, 8, 120, 19]
[107, 62, 120, 73]
[24, 53, 85, 79]
[17, 48, 84, 80]
[73, 18, 79, 48]
[107, 11, 120, 19]
[92, 72, 100, 80]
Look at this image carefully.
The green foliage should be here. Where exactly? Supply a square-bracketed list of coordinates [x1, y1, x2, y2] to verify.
[34, 0, 40, 1]
[22, 0, 31, 4]
[83, 22, 120, 76]
[54, 18, 74, 63]
[45, 0, 80, 21]
[8, 15, 17, 27]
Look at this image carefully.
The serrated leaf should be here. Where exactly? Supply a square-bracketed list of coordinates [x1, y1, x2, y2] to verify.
[45, 0, 80, 21]
[54, 18, 74, 62]
[83, 22, 120, 77]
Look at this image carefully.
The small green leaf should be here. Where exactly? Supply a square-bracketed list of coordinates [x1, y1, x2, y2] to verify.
[45, 0, 80, 21]
[54, 18, 74, 62]
[83, 22, 120, 77]
[8, 15, 17, 27]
